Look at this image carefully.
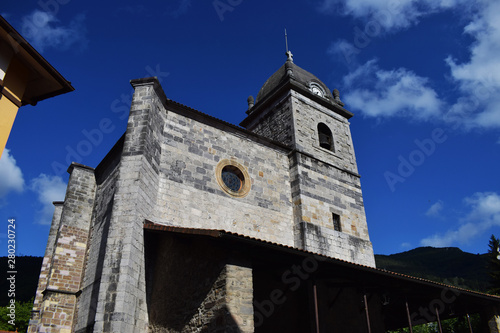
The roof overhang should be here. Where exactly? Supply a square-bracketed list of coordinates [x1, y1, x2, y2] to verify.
[0, 15, 74, 106]
[144, 221, 500, 330]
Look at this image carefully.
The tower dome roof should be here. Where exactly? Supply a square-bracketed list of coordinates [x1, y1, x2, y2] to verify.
[255, 54, 334, 103]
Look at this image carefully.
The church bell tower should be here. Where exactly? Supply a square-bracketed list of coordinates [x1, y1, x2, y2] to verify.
[240, 51, 375, 266]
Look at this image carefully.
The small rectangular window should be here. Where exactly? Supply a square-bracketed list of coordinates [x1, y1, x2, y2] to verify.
[332, 213, 341, 232]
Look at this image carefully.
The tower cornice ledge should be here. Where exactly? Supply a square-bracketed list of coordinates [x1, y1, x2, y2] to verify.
[66, 162, 95, 174]
[289, 149, 362, 179]
[240, 79, 353, 129]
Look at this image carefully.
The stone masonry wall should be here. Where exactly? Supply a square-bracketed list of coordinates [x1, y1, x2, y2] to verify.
[290, 91, 359, 175]
[300, 222, 375, 266]
[45, 224, 91, 295]
[74, 144, 122, 333]
[29, 202, 63, 331]
[245, 92, 295, 148]
[225, 264, 254, 332]
[292, 153, 369, 240]
[34, 225, 90, 332]
[155, 106, 294, 246]
[29, 163, 96, 333]
[35, 292, 77, 333]
[290, 152, 375, 267]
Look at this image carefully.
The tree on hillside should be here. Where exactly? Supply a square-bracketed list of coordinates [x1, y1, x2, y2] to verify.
[0, 298, 32, 332]
[487, 235, 500, 295]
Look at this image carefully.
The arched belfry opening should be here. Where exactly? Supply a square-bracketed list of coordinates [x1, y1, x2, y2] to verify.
[318, 123, 334, 151]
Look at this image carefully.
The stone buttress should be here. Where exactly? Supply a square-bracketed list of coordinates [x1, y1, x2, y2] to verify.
[28, 163, 96, 333]
[84, 78, 165, 333]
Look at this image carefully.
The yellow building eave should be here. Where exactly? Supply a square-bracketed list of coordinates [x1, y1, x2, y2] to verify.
[0, 15, 74, 106]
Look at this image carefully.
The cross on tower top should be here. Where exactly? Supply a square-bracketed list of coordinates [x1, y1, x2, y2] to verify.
[284, 29, 293, 62]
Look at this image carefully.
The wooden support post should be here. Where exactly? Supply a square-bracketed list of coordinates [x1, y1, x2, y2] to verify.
[466, 313, 474, 333]
[313, 283, 320, 333]
[435, 306, 443, 333]
[405, 301, 413, 333]
[364, 294, 372, 333]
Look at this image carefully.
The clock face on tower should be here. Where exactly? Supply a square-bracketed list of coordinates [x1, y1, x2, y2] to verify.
[310, 83, 324, 97]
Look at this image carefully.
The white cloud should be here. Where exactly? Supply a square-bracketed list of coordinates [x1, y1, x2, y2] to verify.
[29, 174, 67, 225]
[444, 1, 500, 130]
[318, 0, 470, 31]
[464, 192, 500, 221]
[21, 10, 87, 52]
[401, 242, 412, 249]
[0, 149, 25, 198]
[421, 192, 500, 247]
[326, 1, 500, 131]
[425, 200, 444, 218]
[342, 59, 443, 120]
[420, 222, 479, 247]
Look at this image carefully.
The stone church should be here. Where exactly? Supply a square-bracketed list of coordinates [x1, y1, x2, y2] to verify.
[29, 52, 500, 333]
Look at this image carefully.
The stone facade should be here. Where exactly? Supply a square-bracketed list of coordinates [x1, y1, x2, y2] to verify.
[30, 56, 377, 332]
[155, 104, 294, 246]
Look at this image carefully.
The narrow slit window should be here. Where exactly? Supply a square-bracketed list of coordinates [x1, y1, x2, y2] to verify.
[318, 123, 334, 151]
[332, 213, 341, 232]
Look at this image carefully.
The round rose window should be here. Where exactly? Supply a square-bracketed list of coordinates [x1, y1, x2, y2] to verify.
[221, 166, 243, 192]
[216, 159, 251, 197]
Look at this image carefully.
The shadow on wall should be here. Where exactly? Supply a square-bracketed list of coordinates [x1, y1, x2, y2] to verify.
[145, 232, 244, 332]
[76, 192, 114, 333]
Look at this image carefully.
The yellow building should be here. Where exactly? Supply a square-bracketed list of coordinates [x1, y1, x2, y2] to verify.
[0, 15, 74, 158]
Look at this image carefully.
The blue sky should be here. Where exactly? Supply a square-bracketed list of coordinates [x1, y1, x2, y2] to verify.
[1, 0, 499, 257]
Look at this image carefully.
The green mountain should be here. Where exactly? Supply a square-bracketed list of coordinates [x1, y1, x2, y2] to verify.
[375, 247, 491, 292]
